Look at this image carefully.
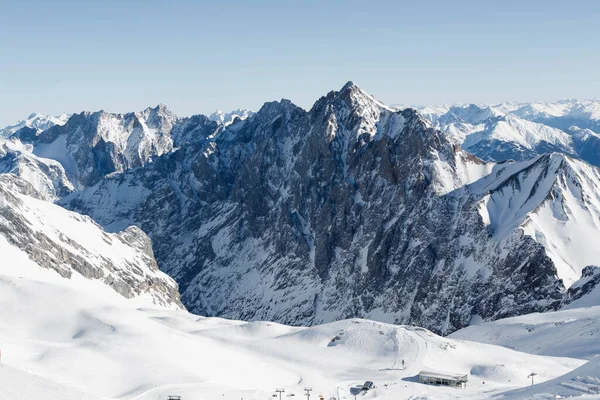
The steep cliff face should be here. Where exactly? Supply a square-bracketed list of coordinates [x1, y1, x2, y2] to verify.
[0, 175, 183, 309]
[59, 83, 600, 334]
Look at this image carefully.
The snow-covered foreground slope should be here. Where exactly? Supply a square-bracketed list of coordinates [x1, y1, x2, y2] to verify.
[0, 364, 101, 400]
[450, 306, 600, 360]
[0, 253, 587, 400]
[501, 357, 600, 400]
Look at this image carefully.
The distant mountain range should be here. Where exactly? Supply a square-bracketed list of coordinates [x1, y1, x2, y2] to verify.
[1, 86, 599, 334]
[411, 99, 600, 167]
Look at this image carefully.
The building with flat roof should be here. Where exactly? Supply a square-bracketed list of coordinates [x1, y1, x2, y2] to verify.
[418, 370, 468, 388]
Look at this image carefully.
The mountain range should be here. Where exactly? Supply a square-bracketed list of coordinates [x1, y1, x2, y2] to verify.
[1, 83, 600, 335]
[415, 99, 600, 167]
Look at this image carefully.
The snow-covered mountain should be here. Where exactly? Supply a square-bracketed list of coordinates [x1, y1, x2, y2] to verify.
[509, 99, 600, 131]
[58, 83, 600, 334]
[0, 139, 74, 201]
[9, 105, 221, 189]
[209, 108, 254, 126]
[0, 112, 70, 138]
[418, 99, 600, 167]
[0, 174, 182, 308]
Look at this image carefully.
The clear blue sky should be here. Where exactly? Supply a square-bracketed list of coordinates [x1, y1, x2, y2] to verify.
[1, 0, 599, 126]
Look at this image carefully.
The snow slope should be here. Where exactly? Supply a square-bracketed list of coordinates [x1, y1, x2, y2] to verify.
[450, 305, 600, 360]
[500, 356, 600, 399]
[0, 252, 586, 400]
[468, 153, 600, 287]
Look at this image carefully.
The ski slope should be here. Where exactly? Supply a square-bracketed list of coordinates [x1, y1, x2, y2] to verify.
[501, 357, 600, 400]
[0, 364, 101, 400]
[0, 245, 588, 400]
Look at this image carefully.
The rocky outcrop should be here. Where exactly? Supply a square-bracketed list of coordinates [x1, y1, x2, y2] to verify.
[563, 266, 600, 306]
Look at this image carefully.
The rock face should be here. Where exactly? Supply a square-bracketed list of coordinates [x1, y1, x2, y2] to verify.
[60, 83, 600, 334]
[0, 175, 183, 309]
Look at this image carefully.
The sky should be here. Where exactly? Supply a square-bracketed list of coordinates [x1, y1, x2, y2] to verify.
[0, 0, 599, 126]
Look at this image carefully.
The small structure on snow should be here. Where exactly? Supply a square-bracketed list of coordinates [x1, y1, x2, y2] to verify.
[418, 370, 468, 388]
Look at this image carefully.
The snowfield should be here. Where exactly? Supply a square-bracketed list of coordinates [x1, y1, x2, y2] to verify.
[0, 243, 594, 400]
[450, 305, 600, 360]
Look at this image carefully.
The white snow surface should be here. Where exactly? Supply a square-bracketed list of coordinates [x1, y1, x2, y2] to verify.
[0, 249, 590, 400]
[450, 305, 600, 360]
[500, 356, 600, 400]
[468, 153, 600, 287]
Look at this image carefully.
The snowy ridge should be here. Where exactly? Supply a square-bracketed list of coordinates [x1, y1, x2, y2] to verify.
[209, 108, 254, 126]
[0, 112, 70, 138]
[8, 104, 221, 190]
[0, 176, 182, 308]
[469, 153, 600, 286]
[450, 304, 600, 360]
[510, 98, 600, 121]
